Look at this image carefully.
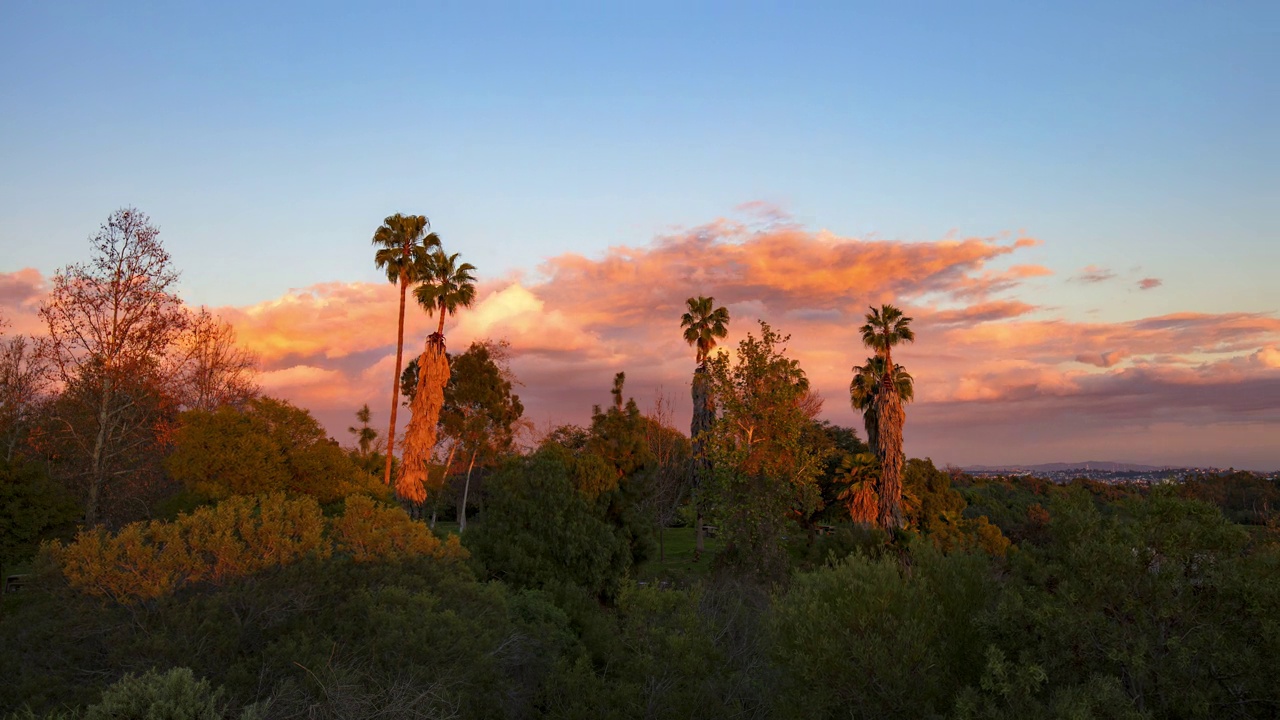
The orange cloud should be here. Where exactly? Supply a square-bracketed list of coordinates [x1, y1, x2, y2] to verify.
[6, 215, 1278, 468]
[0, 269, 47, 335]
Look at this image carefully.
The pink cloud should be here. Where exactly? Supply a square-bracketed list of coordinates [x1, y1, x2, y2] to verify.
[7, 216, 1279, 468]
[1138, 277, 1163, 290]
[1071, 264, 1116, 284]
[0, 269, 48, 335]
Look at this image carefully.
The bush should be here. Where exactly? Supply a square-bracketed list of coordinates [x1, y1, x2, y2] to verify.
[52, 494, 327, 603]
[83, 667, 232, 720]
[465, 449, 631, 599]
[770, 542, 997, 718]
[330, 495, 467, 563]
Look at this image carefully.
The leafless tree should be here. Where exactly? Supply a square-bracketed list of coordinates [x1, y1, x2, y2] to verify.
[38, 208, 189, 526]
[0, 332, 51, 462]
[171, 306, 260, 412]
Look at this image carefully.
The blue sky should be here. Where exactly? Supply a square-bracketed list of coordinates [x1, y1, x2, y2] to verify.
[2, 2, 1278, 467]
[2, 2, 1275, 312]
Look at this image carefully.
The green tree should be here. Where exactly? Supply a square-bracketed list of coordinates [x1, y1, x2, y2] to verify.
[371, 213, 440, 486]
[439, 340, 524, 531]
[0, 459, 79, 596]
[465, 447, 631, 600]
[704, 321, 828, 578]
[771, 543, 997, 718]
[585, 372, 661, 565]
[859, 303, 915, 531]
[680, 295, 730, 560]
[347, 403, 378, 457]
[165, 396, 386, 504]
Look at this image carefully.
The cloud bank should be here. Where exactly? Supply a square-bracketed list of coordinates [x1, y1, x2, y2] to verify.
[3, 214, 1277, 469]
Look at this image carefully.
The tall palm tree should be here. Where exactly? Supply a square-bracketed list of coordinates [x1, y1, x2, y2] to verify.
[399, 250, 477, 507]
[849, 356, 913, 453]
[372, 214, 440, 485]
[680, 295, 729, 560]
[681, 296, 731, 365]
[858, 304, 915, 531]
[414, 250, 478, 339]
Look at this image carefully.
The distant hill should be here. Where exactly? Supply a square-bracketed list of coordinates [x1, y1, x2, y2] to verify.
[962, 461, 1174, 473]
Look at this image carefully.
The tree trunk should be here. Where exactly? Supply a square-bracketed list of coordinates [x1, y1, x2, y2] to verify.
[874, 386, 906, 531]
[459, 448, 478, 533]
[383, 273, 409, 486]
[398, 339, 449, 504]
[86, 375, 113, 527]
[431, 444, 457, 530]
[690, 366, 714, 560]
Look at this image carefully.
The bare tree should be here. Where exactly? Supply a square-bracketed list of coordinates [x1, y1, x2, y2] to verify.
[0, 332, 51, 462]
[38, 208, 189, 526]
[642, 390, 693, 563]
[171, 306, 260, 412]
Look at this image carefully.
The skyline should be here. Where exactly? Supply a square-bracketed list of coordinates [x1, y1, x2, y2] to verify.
[1, 4, 1277, 468]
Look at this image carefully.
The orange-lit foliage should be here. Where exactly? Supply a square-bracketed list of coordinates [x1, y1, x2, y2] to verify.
[330, 495, 467, 563]
[52, 493, 467, 604]
[839, 482, 879, 525]
[54, 494, 326, 603]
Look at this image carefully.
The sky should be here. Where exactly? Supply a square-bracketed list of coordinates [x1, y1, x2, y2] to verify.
[1, 2, 1277, 469]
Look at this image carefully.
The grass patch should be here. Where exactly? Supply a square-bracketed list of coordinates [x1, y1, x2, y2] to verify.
[635, 526, 725, 585]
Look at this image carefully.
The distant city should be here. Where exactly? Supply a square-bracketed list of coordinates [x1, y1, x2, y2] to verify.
[960, 462, 1280, 485]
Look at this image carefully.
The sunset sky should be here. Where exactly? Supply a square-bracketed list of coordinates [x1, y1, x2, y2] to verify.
[2, 3, 1277, 468]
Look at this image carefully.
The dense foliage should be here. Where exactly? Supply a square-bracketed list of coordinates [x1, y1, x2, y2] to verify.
[3, 209, 1278, 717]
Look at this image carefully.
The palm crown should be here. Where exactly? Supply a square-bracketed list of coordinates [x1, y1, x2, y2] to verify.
[680, 296, 730, 365]
[414, 250, 477, 338]
[849, 356, 914, 411]
[859, 304, 914, 386]
[372, 214, 440, 285]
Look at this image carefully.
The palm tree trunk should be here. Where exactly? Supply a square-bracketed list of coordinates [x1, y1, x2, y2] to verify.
[690, 366, 714, 560]
[383, 274, 409, 486]
[875, 387, 905, 531]
[398, 340, 449, 504]
[459, 448, 478, 533]
[436, 307, 446, 337]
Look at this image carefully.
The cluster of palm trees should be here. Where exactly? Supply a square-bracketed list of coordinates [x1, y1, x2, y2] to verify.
[680, 296, 915, 533]
[371, 214, 476, 489]
[369, 212, 916, 532]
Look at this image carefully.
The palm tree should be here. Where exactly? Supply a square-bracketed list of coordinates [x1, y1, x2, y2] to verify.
[414, 250, 478, 340]
[680, 295, 729, 560]
[399, 250, 477, 507]
[372, 214, 440, 486]
[836, 452, 880, 525]
[858, 304, 915, 531]
[860, 304, 915, 385]
[681, 296, 731, 365]
[849, 356, 913, 453]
